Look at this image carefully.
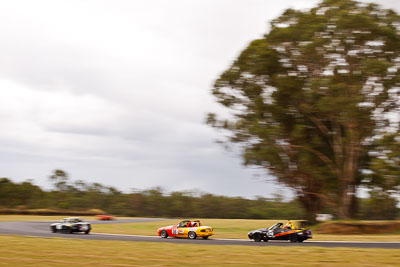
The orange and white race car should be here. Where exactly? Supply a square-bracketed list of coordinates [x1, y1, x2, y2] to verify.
[157, 220, 213, 239]
[248, 221, 312, 242]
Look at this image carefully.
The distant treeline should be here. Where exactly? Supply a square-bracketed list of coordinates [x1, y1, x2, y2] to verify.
[0, 170, 398, 220]
[0, 176, 305, 219]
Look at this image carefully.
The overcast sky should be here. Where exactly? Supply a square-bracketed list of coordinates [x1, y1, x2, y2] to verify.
[0, 0, 398, 198]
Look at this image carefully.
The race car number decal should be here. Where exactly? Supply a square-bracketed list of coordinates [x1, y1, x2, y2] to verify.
[172, 228, 178, 235]
[267, 230, 274, 238]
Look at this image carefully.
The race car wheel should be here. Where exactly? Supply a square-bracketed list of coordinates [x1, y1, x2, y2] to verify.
[68, 228, 73, 234]
[160, 230, 168, 238]
[188, 231, 197, 240]
[202, 236, 209, 239]
[51, 227, 56, 233]
[85, 230, 90, 234]
[253, 234, 262, 242]
[290, 235, 298, 243]
[298, 239, 304, 242]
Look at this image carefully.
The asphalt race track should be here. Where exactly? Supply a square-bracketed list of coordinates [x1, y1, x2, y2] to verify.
[0, 219, 399, 249]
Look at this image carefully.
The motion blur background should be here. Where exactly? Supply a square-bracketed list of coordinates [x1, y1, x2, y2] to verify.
[0, 0, 399, 220]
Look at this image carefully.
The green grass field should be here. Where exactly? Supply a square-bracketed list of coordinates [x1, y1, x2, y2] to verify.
[0, 235, 399, 267]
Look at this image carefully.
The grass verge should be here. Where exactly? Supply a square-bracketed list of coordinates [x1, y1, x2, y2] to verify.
[0, 215, 139, 222]
[93, 219, 400, 242]
[0, 235, 399, 267]
[0, 215, 94, 222]
[1, 216, 399, 242]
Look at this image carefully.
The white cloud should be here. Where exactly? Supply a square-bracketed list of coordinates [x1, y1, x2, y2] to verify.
[3, 0, 396, 198]
[0, 78, 124, 155]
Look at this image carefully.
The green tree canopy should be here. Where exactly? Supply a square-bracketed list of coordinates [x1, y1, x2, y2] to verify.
[366, 134, 400, 194]
[208, 0, 400, 220]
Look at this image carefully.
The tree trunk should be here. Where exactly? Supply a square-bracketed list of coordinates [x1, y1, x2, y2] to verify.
[298, 193, 321, 224]
[336, 126, 361, 219]
[350, 194, 358, 218]
[337, 186, 354, 219]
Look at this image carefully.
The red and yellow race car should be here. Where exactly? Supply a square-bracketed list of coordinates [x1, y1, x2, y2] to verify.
[157, 220, 213, 239]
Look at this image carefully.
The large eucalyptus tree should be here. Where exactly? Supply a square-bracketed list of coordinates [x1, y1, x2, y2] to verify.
[208, 0, 400, 220]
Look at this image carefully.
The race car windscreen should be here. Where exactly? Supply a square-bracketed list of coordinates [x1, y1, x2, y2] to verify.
[268, 223, 283, 230]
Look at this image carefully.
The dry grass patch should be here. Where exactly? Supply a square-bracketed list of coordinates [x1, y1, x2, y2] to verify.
[312, 234, 400, 242]
[93, 219, 284, 239]
[0, 215, 93, 222]
[315, 221, 400, 234]
[93, 219, 400, 242]
[0, 235, 399, 267]
[2, 216, 399, 242]
[0, 215, 142, 222]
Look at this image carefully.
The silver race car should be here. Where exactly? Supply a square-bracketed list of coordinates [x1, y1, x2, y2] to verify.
[50, 217, 91, 234]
